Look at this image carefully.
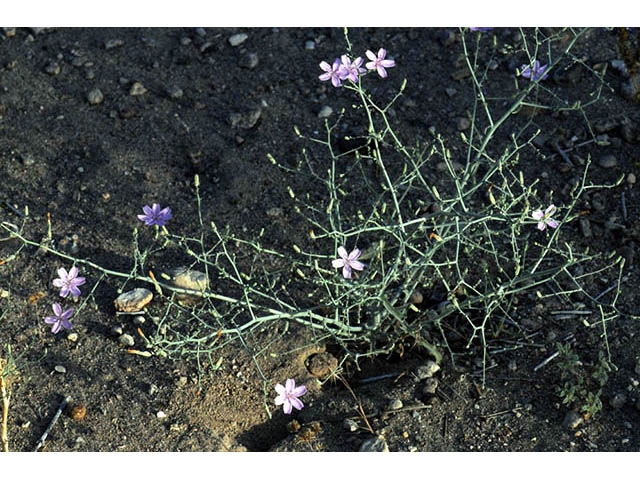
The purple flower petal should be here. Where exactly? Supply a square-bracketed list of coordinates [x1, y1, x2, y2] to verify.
[342, 265, 352, 279]
[53, 302, 62, 316]
[290, 397, 304, 411]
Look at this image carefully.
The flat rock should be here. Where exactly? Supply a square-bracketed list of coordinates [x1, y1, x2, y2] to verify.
[114, 288, 153, 312]
[166, 266, 208, 304]
[228, 33, 248, 47]
[359, 435, 389, 452]
[415, 360, 440, 380]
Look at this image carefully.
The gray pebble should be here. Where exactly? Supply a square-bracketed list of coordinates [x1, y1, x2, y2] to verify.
[579, 218, 592, 238]
[317, 105, 332, 119]
[562, 410, 583, 429]
[21, 153, 36, 166]
[118, 333, 135, 347]
[111, 325, 123, 336]
[85, 69, 95, 80]
[388, 398, 403, 410]
[44, 61, 60, 75]
[488, 59, 499, 70]
[129, 82, 147, 96]
[54, 365, 66, 374]
[508, 359, 517, 371]
[133, 315, 145, 326]
[228, 33, 248, 47]
[229, 108, 262, 129]
[598, 154, 618, 169]
[415, 360, 440, 380]
[343, 418, 358, 432]
[67, 333, 78, 342]
[238, 52, 259, 70]
[87, 88, 104, 105]
[105, 39, 124, 50]
[305, 40, 315, 50]
[456, 117, 470, 131]
[610, 393, 627, 409]
[422, 377, 438, 395]
[359, 435, 389, 452]
[167, 85, 183, 99]
[147, 383, 158, 396]
[195, 27, 207, 37]
[445, 88, 457, 97]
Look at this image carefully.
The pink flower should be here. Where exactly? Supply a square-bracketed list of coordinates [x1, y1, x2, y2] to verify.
[332, 246, 365, 279]
[339, 55, 366, 82]
[365, 48, 396, 78]
[44, 303, 74, 334]
[52, 266, 86, 298]
[319, 58, 344, 87]
[274, 378, 307, 414]
[520, 60, 548, 81]
[532, 205, 559, 231]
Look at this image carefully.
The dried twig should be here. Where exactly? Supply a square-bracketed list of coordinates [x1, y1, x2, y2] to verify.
[34, 395, 71, 452]
[1, 358, 10, 452]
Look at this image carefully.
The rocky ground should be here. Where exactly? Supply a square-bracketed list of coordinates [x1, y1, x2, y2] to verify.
[0, 27, 639, 452]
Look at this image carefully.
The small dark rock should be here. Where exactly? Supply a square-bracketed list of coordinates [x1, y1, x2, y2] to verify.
[105, 39, 124, 50]
[87, 88, 104, 105]
[598, 154, 618, 169]
[44, 61, 60, 75]
[359, 435, 389, 452]
[238, 52, 259, 70]
[562, 411, 583, 429]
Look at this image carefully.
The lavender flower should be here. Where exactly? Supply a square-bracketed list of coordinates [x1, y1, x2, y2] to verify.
[520, 60, 548, 81]
[52, 266, 86, 298]
[44, 303, 74, 334]
[137, 203, 172, 227]
[469, 27, 494, 32]
[339, 55, 366, 82]
[332, 246, 365, 279]
[365, 48, 396, 78]
[532, 205, 559, 231]
[319, 58, 344, 87]
[274, 378, 307, 414]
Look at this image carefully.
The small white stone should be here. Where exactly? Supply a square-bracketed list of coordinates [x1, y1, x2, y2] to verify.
[156, 411, 167, 419]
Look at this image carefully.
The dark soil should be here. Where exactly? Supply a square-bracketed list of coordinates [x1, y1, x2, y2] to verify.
[0, 27, 639, 452]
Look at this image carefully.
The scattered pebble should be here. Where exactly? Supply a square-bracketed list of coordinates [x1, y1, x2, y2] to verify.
[114, 288, 153, 312]
[166, 266, 209, 304]
[147, 383, 159, 396]
[228, 33, 248, 47]
[229, 108, 262, 129]
[305, 40, 315, 50]
[87, 88, 104, 105]
[562, 411, 583, 429]
[343, 418, 358, 432]
[156, 411, 167, 419]
[456, 117, 470, 131]
[71, 405, 87, 421]
[133, 315, 145, 326]
[44, 61, 60, 76]
[317, 105, 332, 118]
[422, 377, 439, 395]
[2, 27, 16, 38]
[445, 88, 457, 97]
[238, 52, 259, 70]
[105, 39, 124, 50]
[610, 393, 627, 409]
[388, 398, 403, 410]
[129, 82, 147, 96]
[579, 218, 592, 238]
[410, 290, 423, 305]
[67, 333, 78, 342]
[111, 325, 123, 336]
[54, 365, 66, 374]
[306, 352, 338, 378]
[359, 435, 389, 452]
[118, 333, 135, 347]
[598, 154, 618, 169]
[415, 360, 440, 380]
[167, 85, 183, 99]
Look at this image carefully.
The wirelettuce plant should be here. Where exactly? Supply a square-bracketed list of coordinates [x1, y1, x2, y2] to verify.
[0, 28, 635, 400]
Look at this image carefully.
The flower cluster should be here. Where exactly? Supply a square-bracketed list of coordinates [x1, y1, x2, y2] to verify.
[46, 265, 86, 334]
[319, 48, 395, 87]
[520, 60, 548, 81]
